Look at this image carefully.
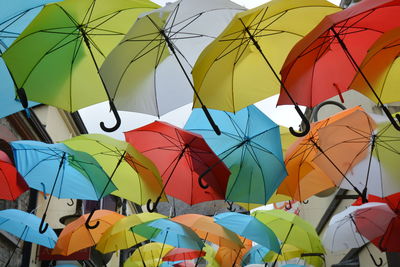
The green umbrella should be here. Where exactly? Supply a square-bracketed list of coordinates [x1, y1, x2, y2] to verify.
[62, 134, 166, 205]
[252, 210, 325, 256]
[2, 0, 159, 131]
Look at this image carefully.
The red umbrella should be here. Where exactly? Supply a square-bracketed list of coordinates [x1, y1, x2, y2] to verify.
[353, 193, 400, 252]
[0, 160, 29, 200]
[163, 248, 206, 262]
[278, 0, 400, 129]
[124, 121, 230, 210]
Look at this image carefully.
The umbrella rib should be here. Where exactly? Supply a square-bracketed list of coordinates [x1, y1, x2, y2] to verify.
[69, 31, 85, 111]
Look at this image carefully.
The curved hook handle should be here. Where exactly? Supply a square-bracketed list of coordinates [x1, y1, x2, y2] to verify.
[85, 210, 100, 229]
[302, 200, 309, 204]
[289, 105, 310, 137]
[226, 201, 236, 212]
[146, 196, 162, 213]
[202, 105, 221, 135]
[39, 213, 49, 234]
[67, 199, 74, 206]
[198, 175, 209, 189]
[381, 105, 400, 132]
[370, 254, 383, 267]
[100, 101, 122, 132]
[284, 200, 292, 210]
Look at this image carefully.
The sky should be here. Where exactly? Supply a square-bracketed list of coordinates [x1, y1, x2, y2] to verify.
[79, 0, 341, 139]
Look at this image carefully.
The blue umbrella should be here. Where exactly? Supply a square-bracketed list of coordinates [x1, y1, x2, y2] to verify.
[184, 105, 287, 205]
[242, 245, 270, 266]
[131, 218, 204, 251]
[0, 0, 57, 118]
[0, 209, 58, 266]
[11, 140, 116, 233]
[214, 212, 280, 253]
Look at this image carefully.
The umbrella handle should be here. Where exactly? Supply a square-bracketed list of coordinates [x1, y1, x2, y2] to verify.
[202, 106, 221, 135]
[67, 199, 74, 206]
[100, 101, 122, 132]
[284, 200, 292, 210]
[198, 175, 209, 189]
[85, 210, 100, 229]
[370, 254, 383, 267]
[39, 213, 49, 234]
[226, 201, 236, 212]
[146, 196, 162, 213]
[381, 105, 400, 131]
[289, 105, 310, 137]
[303, 200, 309, 204]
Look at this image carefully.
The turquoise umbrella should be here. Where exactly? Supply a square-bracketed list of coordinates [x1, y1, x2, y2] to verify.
[131, 218, 204, 250]
[242, 245, 270, 265]
[0, 0, 56, 118]
[184, 105, 287, 205]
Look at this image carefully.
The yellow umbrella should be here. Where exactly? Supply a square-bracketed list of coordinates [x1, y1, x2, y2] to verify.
[192, 0, 341, 113]
[124, 242, 173, 267]
[63, 134, 166, 205]
[264, 243, 324, 267]
[96, 212, 166, 254]
[203, 244, 220, 267]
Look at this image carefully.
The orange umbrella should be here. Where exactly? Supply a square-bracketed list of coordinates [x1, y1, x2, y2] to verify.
[215, 238, 252, 267]
[277, 106, 376, 201]
[52, 210, 124, 256]
[171, 214, 242, 251]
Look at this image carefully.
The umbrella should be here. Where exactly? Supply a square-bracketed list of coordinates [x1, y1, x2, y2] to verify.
[352, 193, 400, 252]
[277, 106, 376, 202]
[241, 245, 270, 266]
[100, 0, 245, 133]
[0, 0, 55, 117]
[316, 113, 400, 199]
[11, 140, 116, 233]
[323, 202, 396, 266]
[192, 0, 341, 136]
[278, 0, 400, 131]
[124, 121, 230, 211]
[62, 134, 166, 205]
[184, 105, 287, 206]
[252, 210, 324, 255]
[214, 212, 280, 255]
[131, 218, 204, 251]
[0, 158, 28, 200]
[163, 248, 205, 262]
[96, 212, 166, 254]
[0, 209, 58, 266]
[2, 0, 159, 132]
[171, 214, 243, 250]
[52, 210, 124, 256]
[124, 242, 174, 267]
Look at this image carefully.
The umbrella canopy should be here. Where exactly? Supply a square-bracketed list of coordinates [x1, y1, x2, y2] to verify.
[277, 106, 376, 201]
[317, 113, 400, 198]
[323, 202, 396, 252]
[2, 0, 159, 121]
[62, 134, 166, 205]
[184, 105, 287, 205]
[252, 209, 324, 254]
[214, 212, 280, 253]
[0, 209, 58, 248]
[131, 218, 204, 250]
[100, 0, 245, 117]
[353, 193, 400, 252]
[124, 242, 174, 267]
[96, 212, 166, 253]
[241, 245, 270, 266]
[124, 121, 230, 208]
[0, 159, 28, 200]
[11, 140, 116, 200]
[350, 27, 400, 105]
[192, 0, 341, 113]
[278, 0, 400, 108]
[171, 214, 243, 250]
[163, 248, 205, 262]
[52, 210, 124, 256]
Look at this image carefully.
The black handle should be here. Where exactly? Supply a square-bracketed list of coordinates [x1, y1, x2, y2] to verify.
[146, 196, 162, 213]
[39, 213, 49, 234]
[85, 210, 100, 229]
[370, 254, 383, 267]
[16, 88, 28, 109]
[302, 200, 309, 204]
[67, 199, 74, 206]
[100, 101, 122, 132]
[289, 105, 310, 137]
[381, 105, 400, 131]
[284, 200, 292, 210]
[198, 175, 209, 189]
[226, 201, 236, 212]
[202, 105, 221, 135]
